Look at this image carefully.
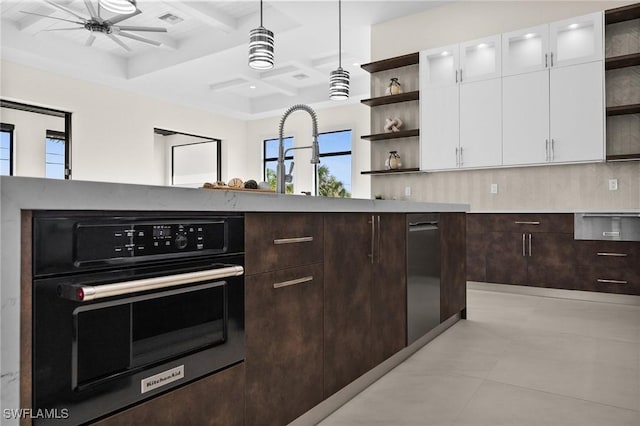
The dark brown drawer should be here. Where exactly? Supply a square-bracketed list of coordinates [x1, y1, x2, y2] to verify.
[481, 213, 574, 234]
[574, 241, 640, 268]
[577, 269, 640, 295]
[245, 213, 323, 275]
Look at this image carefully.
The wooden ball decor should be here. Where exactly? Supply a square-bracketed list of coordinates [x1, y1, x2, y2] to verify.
[227, 178, 244, 189]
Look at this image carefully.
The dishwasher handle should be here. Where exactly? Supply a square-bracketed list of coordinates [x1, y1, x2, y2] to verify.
[409, 221, 439, 232]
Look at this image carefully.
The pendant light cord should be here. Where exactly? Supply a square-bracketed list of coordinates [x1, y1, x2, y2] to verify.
[338, 0, 342, 69]
[260, 0, 263, 27]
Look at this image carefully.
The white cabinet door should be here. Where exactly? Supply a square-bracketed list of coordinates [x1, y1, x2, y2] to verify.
[550, 61, 604, 163]
[502, 24, 549, 77]
[460, 34, 502, 82]
[421, 85, 459, 170]
[549, 12, 603, 68]
[459, 78, 502, 168]
[420, 45, 459, 89]
[503, 70, 550, 165]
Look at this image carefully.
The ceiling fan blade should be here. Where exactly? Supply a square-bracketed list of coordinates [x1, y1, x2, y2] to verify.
[86, 34, 96, 46]
[113, 25, 167, 33]
[19, 11, 84, 25]
[117, 31, 162, 46]
[44, 0, 88, 21]
[107, 34, 132, 52]
[106, 9, 141, 25]
[83, 0, 98, 19]
[41, 27, 84, 32]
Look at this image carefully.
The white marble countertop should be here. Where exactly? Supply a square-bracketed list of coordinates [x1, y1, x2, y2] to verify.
[470, 210, 640, 214]
[0, 176, 469, 419]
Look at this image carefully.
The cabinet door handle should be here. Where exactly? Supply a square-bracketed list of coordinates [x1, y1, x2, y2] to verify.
[273, 276, 314, 289]
[455, 147, 459, 167]
[368, 215, 375, 264]
[455, 69, 458, 83]
[545, 139, 549, 161]
[460, 68, 463, 82]
[274, 236, 313, 245]
[514, 221, 541, 225]
[596, 252, 628, 257]
[545, 53, 548, 68]
[550, 52, 554, 67]
[460, 146, 464, 166]
[528, 233, 532, 257]
[376, 215, 381, 264]
[597, 279, 628, 284]
[551, 138, 555, 161]
[522, 233, 526, 257]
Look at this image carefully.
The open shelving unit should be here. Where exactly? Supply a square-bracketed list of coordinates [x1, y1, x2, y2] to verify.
[360, 52, 421, 176]
[604, 3, 640, 161]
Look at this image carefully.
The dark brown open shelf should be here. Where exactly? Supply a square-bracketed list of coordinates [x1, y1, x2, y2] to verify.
[606, 153, 640, 161]
[361, 91, 419, 107]
[360, 168, 420, 175]
[605, 3, 640, 24]
[605, 53, 640, 70]
[360, 129, 419, 141]
[606, 104, 640, 116]
[361, 52, 419, 73]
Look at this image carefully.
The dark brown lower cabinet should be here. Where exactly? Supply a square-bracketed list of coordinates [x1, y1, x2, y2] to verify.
[466, 214, 487, 282]
[92, 363, 245, 426]
[323, 213, 406, 398]
[485, 232, 528, 285]
[441, 213, 467, 321]
[575, 240, 640, 295]
[245, 264, 324, 426]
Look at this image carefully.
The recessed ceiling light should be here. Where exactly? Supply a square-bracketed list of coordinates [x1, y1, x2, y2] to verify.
[477, 43, 488, 49]
[441, 51, 449, 56]
[569, 23, 579, 30]
[524, 33, 536, 39]
[249, 85, 257, 89]
[158, 13, 184, 25]
[292, 73, 310, 80]
[353, 62, 360, 67]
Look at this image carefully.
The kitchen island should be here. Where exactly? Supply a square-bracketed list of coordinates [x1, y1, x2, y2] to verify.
[0, 176, 469, 425]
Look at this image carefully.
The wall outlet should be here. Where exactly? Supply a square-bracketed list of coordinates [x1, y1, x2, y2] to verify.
[405, 186, 412, 197]
[609, 179, 618, 191]
[490, 183, 498, 194]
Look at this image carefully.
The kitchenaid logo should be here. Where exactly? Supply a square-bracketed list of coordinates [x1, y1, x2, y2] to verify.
[3, 408, 69, 420]
[141, 365, 184, 394]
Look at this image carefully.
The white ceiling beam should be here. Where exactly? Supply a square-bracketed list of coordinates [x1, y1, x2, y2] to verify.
[170, 2, 237, 33]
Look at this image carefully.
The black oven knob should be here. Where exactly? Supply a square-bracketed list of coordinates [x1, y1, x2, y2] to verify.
[175, 234, 188, 250]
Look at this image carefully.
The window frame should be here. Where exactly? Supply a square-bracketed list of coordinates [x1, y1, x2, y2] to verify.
[314, 129, 353, 197]
[45, 129, 66, 180]
[0, 122, 15, 176]
[263, 136, 294, 186]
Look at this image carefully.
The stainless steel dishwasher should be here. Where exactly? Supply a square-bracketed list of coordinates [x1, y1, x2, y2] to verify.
[407, 213, 440, 345]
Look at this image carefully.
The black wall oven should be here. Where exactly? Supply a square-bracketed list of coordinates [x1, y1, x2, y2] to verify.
[31, 211, 245, 425]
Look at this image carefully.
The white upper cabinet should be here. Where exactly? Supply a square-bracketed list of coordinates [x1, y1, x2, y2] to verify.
[550, 12, 603, 68]
[459, 35, 502, 82]
[420, 45, 459, 88]
[502, 24, 549, 76]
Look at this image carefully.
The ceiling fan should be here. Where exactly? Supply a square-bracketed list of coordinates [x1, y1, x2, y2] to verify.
[20, 0, 168, 51]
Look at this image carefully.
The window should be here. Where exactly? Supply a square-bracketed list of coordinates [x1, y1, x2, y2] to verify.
[45, 130, 66, 179]
[315, 130, 352, 198]
[1, 123, 14, 176]
[263, 136, 294, 193]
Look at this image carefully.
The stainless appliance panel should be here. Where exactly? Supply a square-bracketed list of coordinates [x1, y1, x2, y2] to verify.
[574, 213, 640, 241]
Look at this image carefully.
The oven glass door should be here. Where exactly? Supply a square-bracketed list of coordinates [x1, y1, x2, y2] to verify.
[72, 280, 227, 390]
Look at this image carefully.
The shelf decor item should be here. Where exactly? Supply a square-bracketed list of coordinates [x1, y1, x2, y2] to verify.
[385, 78, 403, 95]
[329, 0, 350, 99]
[385, 151, 402, 170]
[384, 117, 403, 133]
[249, 0, 275, 70]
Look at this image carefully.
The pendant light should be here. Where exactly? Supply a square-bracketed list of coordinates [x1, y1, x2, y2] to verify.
[329, 0, 349, 100]
[99, 0, 137, 15]
[249, 0, 274, 70]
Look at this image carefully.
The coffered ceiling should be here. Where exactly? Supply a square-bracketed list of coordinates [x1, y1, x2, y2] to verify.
[1, 1, 446, 119]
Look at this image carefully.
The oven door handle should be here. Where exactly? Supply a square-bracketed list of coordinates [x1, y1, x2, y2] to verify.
[58, 265, 244, 302]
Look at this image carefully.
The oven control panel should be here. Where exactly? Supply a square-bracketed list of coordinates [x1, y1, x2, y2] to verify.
[75, 221, 227, 263]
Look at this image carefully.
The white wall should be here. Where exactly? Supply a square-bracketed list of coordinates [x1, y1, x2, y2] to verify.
[245, 103, 371, 198]
[370, 1, 640, 211]
[1, 60, 248, 185]
[0, 107, 64, 177]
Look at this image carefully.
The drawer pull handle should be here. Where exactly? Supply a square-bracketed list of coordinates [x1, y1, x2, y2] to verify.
[273, 236, 313, 245]
[596, 252, 628, 257]
[273, 276, 314, 289]
[515, 221, 540, 225]
[597, 279, 628, 284]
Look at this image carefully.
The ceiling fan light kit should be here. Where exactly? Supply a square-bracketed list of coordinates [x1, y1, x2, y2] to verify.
[99, 0, 137, 15]
[249, 0, 274, 70]
[329, 0, 349, 100]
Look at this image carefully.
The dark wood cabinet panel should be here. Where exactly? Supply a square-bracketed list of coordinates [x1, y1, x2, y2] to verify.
[574, 240, 640, 295]
[485, 232, 528, 285]
[371, 214, 407, 366]
[441, 213, 467, 322]
[245, 213, 323, 275]
[323, 213, 374, 398]
[93, 363, 245, 426]
[482, 213, 574, 233]
[245, 264, 324, 426]
[527, 233, 577, 289]
[466, 214, 487, 282]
